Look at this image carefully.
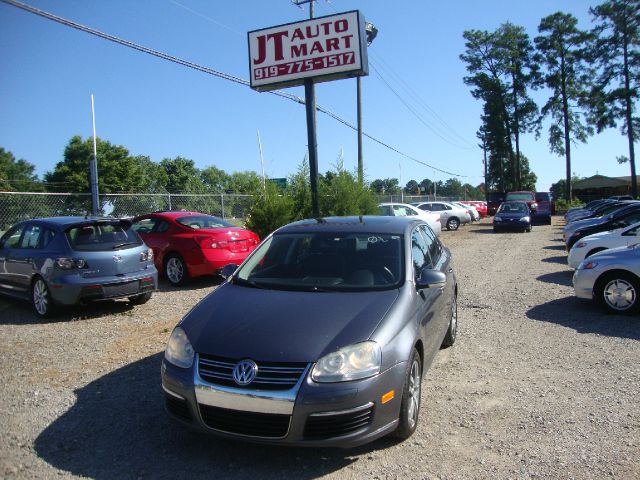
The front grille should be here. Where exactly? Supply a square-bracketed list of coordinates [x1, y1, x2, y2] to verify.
[165, 394, 192, 422]
[304, 404, 375, 439]
[198, 354, 307, 390]
[199, 404, 290, 438]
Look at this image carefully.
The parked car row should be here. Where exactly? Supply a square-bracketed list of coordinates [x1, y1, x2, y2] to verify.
[0, 211, 261, 316]
[378, 201, 485, 232]
[561, 197, 640, 314]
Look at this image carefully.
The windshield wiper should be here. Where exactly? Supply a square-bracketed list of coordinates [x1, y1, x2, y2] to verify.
[112, 242, 137, 249]
[233, 277, 267, 289]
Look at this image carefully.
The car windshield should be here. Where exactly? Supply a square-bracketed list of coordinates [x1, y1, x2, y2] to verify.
[506, 193, 534, 201]
[233, 232, 404, 292]
[535, 193, 550, 202]
[66, 221, 142, 251]
[176, 215, 234, 229]
[498, 203, 528, 214]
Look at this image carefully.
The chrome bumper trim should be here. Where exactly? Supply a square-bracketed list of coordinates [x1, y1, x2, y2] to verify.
[194, 354, 310, 415]
[307, 402, 375, 417]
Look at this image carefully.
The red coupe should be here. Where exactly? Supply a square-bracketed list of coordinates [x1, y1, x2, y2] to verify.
[132, 211, 259, 285]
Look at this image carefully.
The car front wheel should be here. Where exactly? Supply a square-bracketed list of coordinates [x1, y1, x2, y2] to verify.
[441, 294, 457, 347]
[165, 254, 189, 286]
[392, 348, 422, 440]
[596, 271, 640, 314]
[32, 277, 54, 318]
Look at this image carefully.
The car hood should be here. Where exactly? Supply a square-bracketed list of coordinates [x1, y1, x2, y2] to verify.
[590, 243, 640, 262]
[580, 227, 625, 243]
[181, 282, 400, 363]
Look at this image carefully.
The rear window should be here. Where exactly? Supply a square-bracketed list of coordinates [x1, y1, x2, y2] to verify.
[506, 192, 535, 201]
[66, 221, 142, 251]
[176, 215, 234, 229]
[535, 192, 550, 202]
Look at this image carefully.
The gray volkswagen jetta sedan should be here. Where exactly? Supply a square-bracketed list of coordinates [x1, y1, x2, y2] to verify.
[161, 216, 458, 447]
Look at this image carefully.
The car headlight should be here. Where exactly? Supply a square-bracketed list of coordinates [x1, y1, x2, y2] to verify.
[494, 217, 502, 222]
[578, 261, 599, 270]
[165, 327, 195, 368]
[311, 341, 381, 383]
[519, 216, 530, 222]
[574, 242, 587, 249]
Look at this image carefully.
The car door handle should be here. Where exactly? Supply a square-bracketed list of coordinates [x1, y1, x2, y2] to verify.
[448, 268, 453, 273]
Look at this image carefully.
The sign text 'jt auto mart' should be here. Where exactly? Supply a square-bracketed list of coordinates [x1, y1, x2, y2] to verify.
[248, 10, 368, 91]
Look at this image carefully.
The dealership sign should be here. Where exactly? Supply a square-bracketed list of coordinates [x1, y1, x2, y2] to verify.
[248, 10, 368, 91]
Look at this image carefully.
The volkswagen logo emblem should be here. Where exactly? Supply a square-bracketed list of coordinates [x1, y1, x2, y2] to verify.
[232, 359, 258, 386]
[112, 255, 122, 263]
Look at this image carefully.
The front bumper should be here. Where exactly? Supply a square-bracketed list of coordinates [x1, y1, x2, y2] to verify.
[573, 268, 597, 300]
[493, 219, 530, 231]
[161, 356, 407, 448]
[48, 269, 158, 305]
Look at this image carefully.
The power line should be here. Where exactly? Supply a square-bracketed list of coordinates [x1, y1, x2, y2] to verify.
[0, 0, 480, 179]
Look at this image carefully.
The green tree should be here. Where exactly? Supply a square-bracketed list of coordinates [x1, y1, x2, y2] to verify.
[319, 161, 378, 216]
[159, 157, 206, 194]
[404, 180, 419, 194]
[45, 136, 152, 193]
[287, 159, 313, 220]
[226, 171, 262, 194]
[245, 181, 294, 239]
[535, 12, 594, 201]
[590, 0, 640, 196]
[201, 165, 229, 192]
[0, 147, 42, 191]
[461, 24, 540, 191]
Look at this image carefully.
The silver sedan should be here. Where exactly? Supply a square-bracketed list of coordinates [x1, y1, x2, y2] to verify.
[573, 244, 640, 314]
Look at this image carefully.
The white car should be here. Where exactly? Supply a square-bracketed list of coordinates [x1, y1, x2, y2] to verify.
[568, 222, 640, 269]
[412, 201, 472, 231]
[378, 202, 442, 236]
[451, 201, 480, 221]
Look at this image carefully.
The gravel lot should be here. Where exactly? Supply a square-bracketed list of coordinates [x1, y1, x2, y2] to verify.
[0, 217, 638, 479]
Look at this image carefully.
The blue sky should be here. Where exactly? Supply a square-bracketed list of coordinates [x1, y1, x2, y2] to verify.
[0, 0, 631, 193]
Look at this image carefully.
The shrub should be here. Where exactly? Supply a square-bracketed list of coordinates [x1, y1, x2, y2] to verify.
[244, 182, 294, 239]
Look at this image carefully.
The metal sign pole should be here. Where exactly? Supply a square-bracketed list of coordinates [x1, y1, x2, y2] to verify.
[90, 94, 99, 216]
[304, 1, 320, 217]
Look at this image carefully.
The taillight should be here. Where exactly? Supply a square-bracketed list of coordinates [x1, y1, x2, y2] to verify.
[196, 236, 226, 249]
[140, 249, 153, 261]
[56, 258, 86, 269]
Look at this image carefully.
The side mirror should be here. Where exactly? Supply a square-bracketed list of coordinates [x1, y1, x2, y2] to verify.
[416, 269, 447, 289]
[220, 263, 239, 280]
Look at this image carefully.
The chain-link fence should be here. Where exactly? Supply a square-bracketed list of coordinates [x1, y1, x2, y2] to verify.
[0, 191, 471, 234]
[0, 192, 254, 232]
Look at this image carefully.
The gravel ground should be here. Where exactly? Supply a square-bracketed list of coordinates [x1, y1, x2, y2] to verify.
[0, 217, 638, 479]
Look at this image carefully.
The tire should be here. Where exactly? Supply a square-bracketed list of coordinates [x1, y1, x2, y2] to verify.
[129, 292, 152, 305]
[595, 271, 640, 314]
[31, 277, 54, 318]
[392, 348, 422, 440]
[441, 294, 458, 348]
[164, 254, 189, 286]
[446, 217, 460, 231]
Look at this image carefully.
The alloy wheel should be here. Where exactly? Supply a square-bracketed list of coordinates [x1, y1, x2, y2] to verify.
[166, 257, 184, 284]
[406, 359, 421, 429]
[603, 278, 636, 312]
[33, 279, 49, 316]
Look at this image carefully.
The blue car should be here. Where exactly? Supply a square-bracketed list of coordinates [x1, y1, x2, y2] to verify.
[0, 217, 158, 317]
[493, 201, 532, 233]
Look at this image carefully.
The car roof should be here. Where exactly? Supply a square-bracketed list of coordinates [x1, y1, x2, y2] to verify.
[276, 216, 420, 235]
[24, 216, 126, 227]
[142, 211, 207, 219]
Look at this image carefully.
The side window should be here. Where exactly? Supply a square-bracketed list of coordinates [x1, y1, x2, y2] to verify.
[419, 204, 433, 211]
[420, 225, 442, 264]
[622, 224, 640, 236]
[430, 204, 442, 211]
[40, 228, 57, 248]
[20, 224, 43, 249]
[622, 211, 640, 226]
[132, 217, 157, 233]
[411, 228, 432, 281]
[443, 204, 452, 210]
[155, 220, 170, 233]
[1, 225, 26, 249]
[378, 206, 393, 216]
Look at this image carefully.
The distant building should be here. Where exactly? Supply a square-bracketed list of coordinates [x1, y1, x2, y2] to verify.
[572, 175, 639, 201]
